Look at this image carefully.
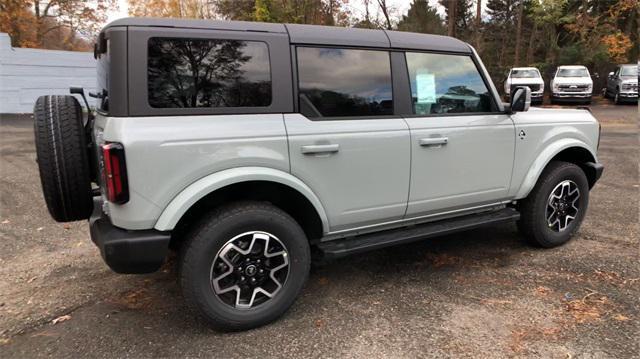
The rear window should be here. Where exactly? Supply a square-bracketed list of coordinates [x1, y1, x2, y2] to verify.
[296, 47, 393, 119]
[147, 38, 271, 108]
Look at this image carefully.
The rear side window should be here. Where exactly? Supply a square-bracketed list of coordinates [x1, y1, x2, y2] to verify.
[405, 52, 493, 115]
[147, 38, 271, 108]
[96, 39, 109, 112]
[297, 47, 393, 119]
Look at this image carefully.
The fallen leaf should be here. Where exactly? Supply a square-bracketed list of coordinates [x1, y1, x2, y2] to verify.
[314, 319, 326, 328]
[63, 224, 71, 230]
[535, 286, 552, 296]
[51, 314, 71, 324]
[0, 338, 10, 345]
[613, 314, 630, 321]
[318, 277, 329, 285]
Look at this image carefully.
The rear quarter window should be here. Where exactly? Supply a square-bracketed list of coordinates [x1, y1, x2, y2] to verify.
[147, 38, 271, 108]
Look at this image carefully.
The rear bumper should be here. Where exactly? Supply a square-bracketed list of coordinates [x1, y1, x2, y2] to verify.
[89, 198, 170, 274]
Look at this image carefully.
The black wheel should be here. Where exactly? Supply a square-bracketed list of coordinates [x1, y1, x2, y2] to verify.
[33, 95, 93, 222]
[518, 161, 589, 248]
[179, 201, 310, 331]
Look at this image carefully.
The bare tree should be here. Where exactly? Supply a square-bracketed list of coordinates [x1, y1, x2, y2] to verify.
[376, 0, 393, 30]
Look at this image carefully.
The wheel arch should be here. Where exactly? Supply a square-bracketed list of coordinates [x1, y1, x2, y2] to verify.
[154, 167, 329, 242]
[515, 141, 598, 199]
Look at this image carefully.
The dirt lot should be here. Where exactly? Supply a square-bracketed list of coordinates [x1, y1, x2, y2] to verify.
[0, 99, 638, 358]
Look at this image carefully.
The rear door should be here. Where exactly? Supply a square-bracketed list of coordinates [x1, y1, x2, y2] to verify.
[286, 47, 410, 232]
[402, 51, 515, 217]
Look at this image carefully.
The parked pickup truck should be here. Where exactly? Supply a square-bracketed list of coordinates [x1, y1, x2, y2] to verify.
[551, 65, 594, 104]
[604, 63, 638, 104]
[33, 18, 603, 331]
[504, 67, 544, 104]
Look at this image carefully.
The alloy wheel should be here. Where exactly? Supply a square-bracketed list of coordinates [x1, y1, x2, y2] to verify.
[210, 231, 289, 309]
[546, 180, 580, 232]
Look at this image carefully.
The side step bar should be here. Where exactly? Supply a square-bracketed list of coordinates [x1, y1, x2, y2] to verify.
[317, 208, 520, 259]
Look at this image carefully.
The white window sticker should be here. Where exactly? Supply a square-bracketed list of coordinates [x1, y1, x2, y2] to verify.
[416, 70, 436, 104]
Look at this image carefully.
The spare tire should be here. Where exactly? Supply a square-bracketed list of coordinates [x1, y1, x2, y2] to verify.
[33, 95, 93, 222]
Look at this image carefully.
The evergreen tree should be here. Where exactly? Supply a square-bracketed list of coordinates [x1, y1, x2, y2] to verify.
[396, 0, 445, 35]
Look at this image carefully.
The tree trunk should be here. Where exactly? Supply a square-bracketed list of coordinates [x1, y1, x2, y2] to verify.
[514, 1, 524, 66]
[526, 22, 537, 64]
[447, 0, 456, 37]
[475, 0, 482, 51]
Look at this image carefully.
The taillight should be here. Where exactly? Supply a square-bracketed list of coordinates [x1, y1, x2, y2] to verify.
[101, 142, 129, 204]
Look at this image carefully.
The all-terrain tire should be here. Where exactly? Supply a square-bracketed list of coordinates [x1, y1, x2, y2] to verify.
[33, 95, 93, 222]
[518, 161, 589, 248]
[179, 201, 310, 331]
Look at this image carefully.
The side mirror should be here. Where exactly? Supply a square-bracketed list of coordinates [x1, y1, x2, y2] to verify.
[510, 86, 531, 113]
[608, 72, 614, 78]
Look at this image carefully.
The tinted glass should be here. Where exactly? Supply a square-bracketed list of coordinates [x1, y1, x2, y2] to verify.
[96, 39, 109, 112]
[406, 52, 492, 115]
[148, 38, 271, 108]
[511, 69, 540, 78]
[297, 47, 393, 118]
[557, 68, 589, 77]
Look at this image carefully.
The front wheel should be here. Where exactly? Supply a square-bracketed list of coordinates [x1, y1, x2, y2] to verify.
[518, 161, 590, 248]
[179, 201, 310, 331]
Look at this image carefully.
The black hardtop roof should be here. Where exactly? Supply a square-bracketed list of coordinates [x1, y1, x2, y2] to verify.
[104, 17, 472, 53]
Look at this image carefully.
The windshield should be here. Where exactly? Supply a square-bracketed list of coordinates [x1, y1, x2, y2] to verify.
[557, 68, 589, 77]
[511, 69, 539, 78]
[620, 66, 638, 77]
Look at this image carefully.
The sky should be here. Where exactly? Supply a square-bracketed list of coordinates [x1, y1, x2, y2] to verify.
[107, 0, 488, 25]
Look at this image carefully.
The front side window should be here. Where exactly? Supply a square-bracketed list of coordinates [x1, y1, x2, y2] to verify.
[297, 47, 393, 118]
[147, 38, 271, 108]
[406, 52, 493, 115]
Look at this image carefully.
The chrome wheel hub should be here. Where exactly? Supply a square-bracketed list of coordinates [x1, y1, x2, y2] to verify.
[546, 180, 580, 232]
[210, 231, 289, 309]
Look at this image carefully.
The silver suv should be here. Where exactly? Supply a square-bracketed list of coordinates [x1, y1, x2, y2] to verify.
[604, 64, 638, 104]
[32, 18, 603, 331]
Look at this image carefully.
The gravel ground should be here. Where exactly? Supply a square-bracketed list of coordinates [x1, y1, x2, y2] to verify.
[0, 99, 638, 358]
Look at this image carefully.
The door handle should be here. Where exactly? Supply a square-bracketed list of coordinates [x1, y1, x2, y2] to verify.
[301, 144, 340, 155]
[419, 137, 448, 146]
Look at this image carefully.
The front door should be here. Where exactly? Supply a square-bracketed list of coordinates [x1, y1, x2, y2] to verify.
[286, 46, 410, 232]
[402, 51, 515, 217]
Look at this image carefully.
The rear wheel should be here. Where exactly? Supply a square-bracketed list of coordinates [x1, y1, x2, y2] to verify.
[179, 201, 310, 331]
[33, 95, 93, 222]
[518, 161, 589, 248]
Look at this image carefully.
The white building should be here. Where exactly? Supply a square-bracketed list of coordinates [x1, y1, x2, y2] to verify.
[0, 33, 96, 114]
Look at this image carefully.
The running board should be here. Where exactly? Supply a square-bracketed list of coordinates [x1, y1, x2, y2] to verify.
[317, 208, 520, 259]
